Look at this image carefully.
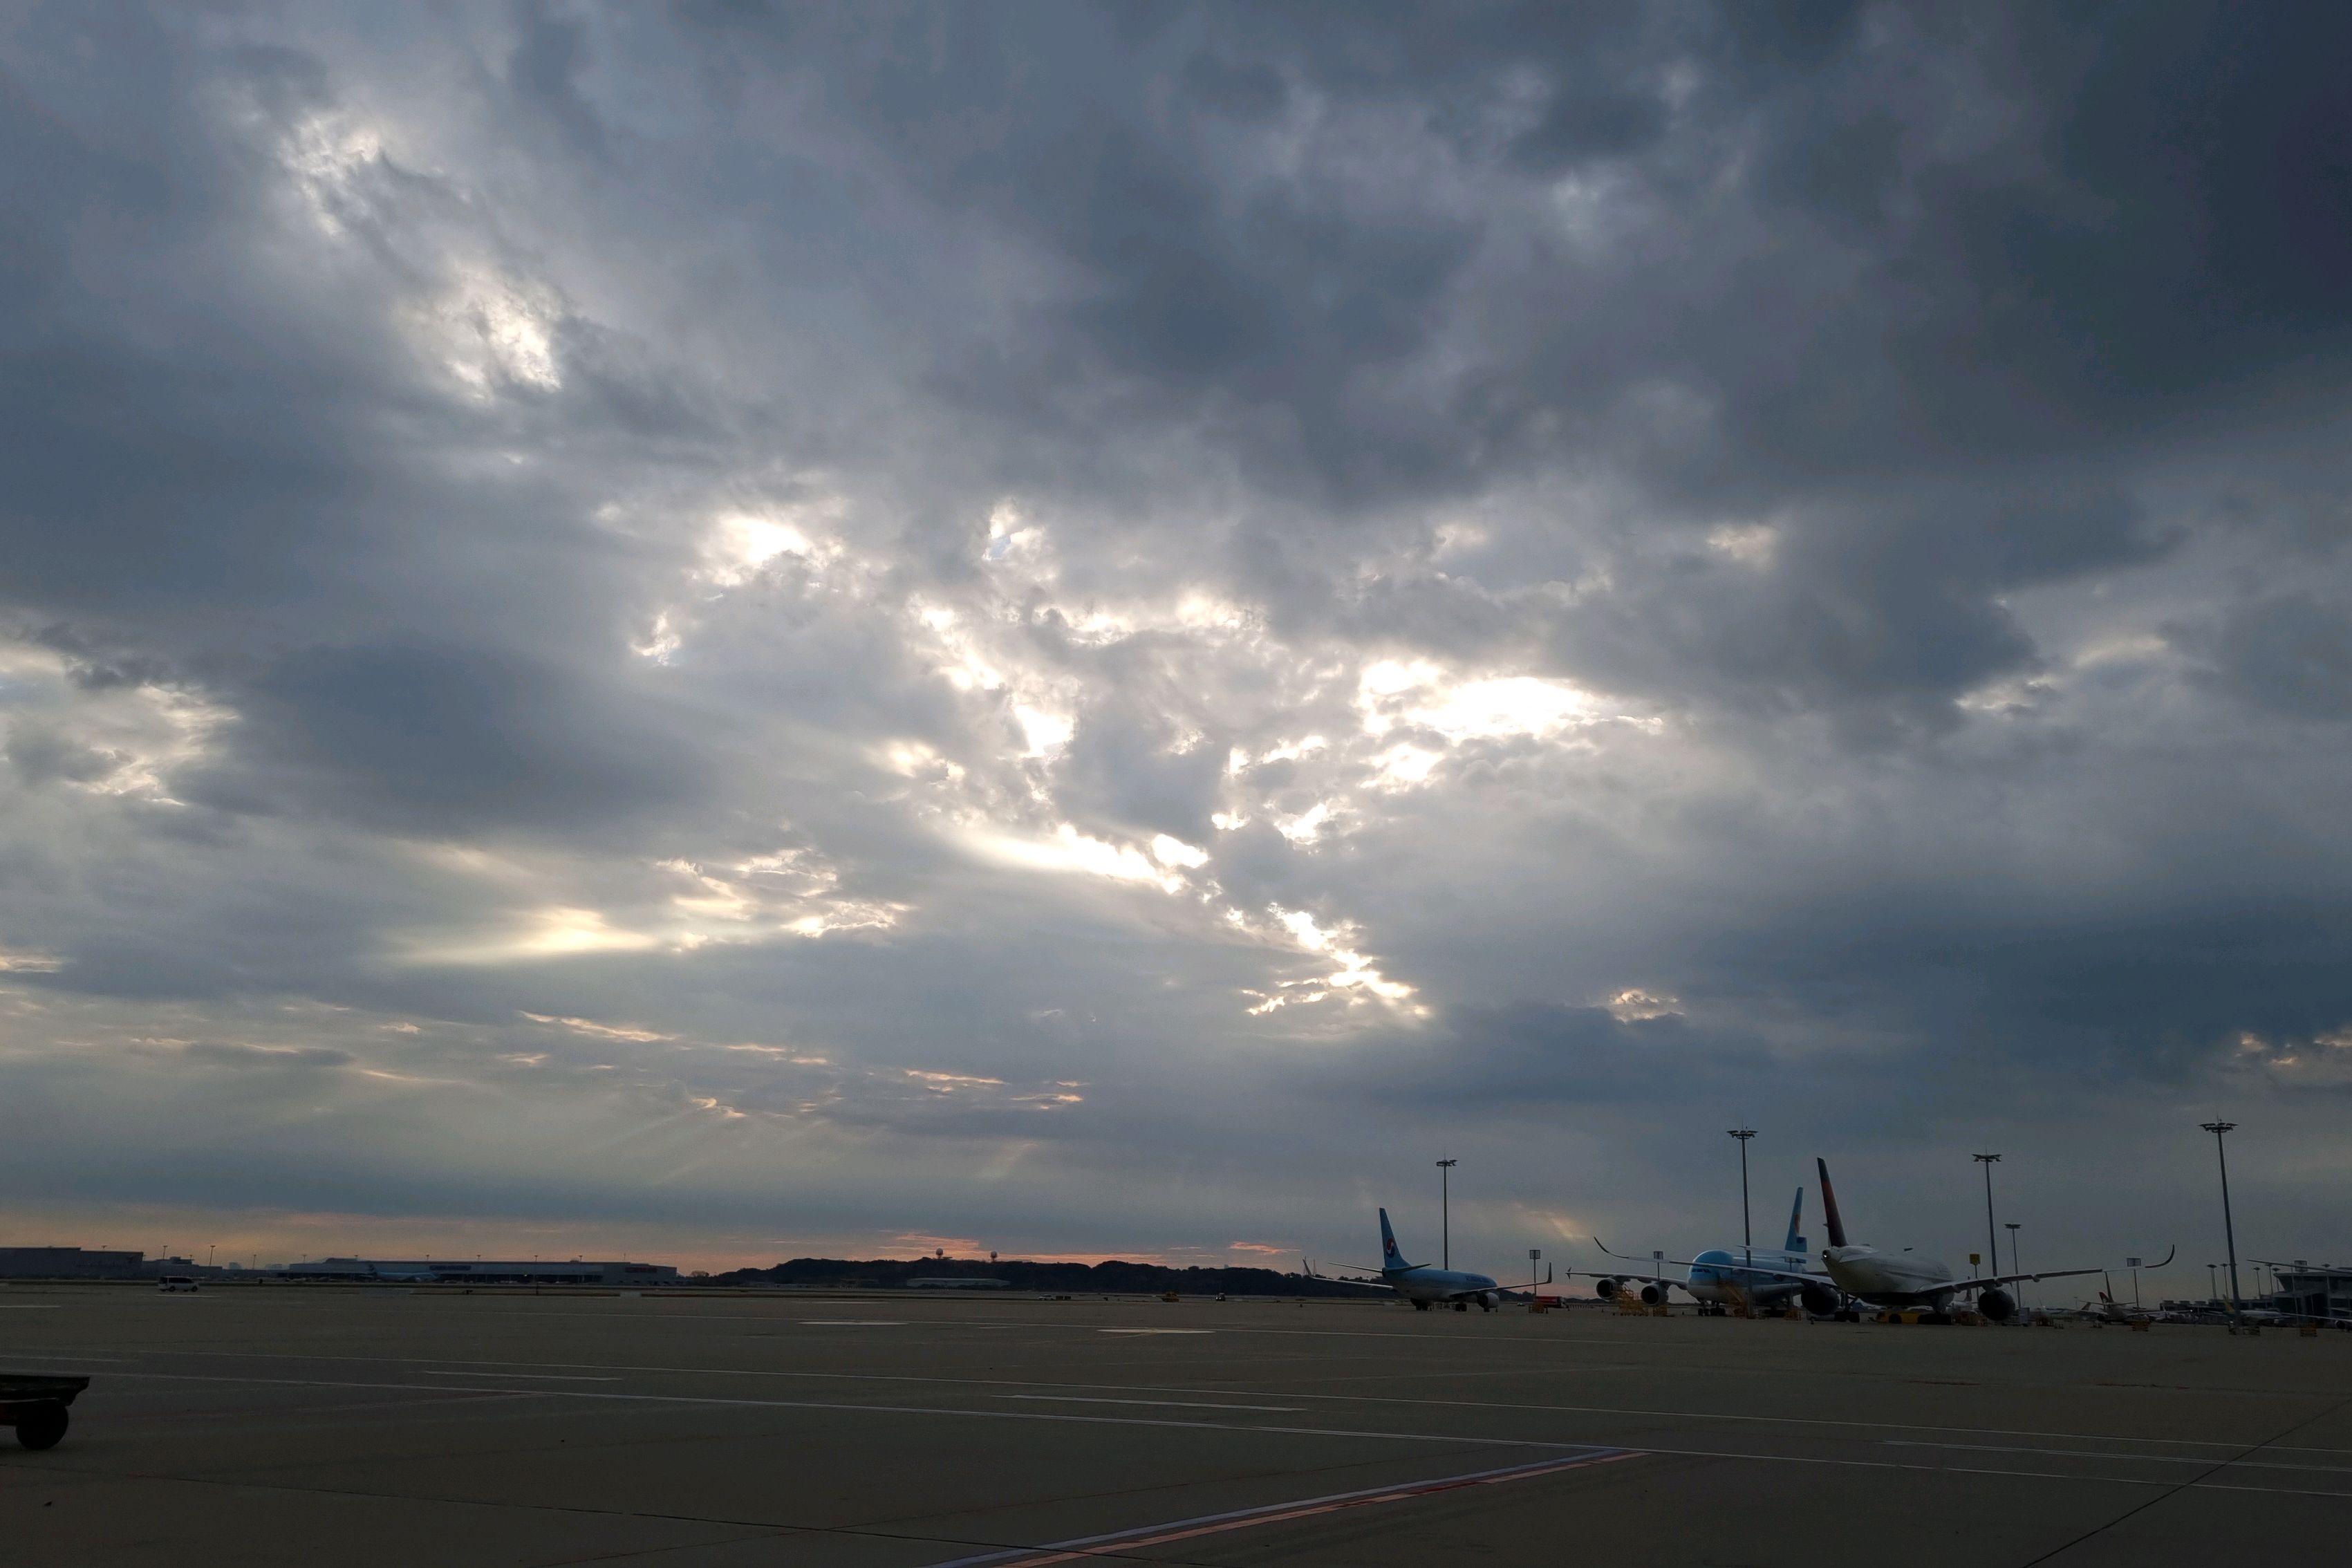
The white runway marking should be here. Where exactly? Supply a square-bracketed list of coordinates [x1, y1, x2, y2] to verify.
[417, 1370, 619, 1381]
[1098, 1327, 1212, 1335]
[924, 1448, 1640, 1567]
[96, 1369, 2352, 1498]
[799, 1320, 908, 1326]
[0, 1303, 62, 1309]
[1883, 1439, 2352, 1475]
[1001, 1394, 1300, 1412]
[101, 1345, 2352, 1456]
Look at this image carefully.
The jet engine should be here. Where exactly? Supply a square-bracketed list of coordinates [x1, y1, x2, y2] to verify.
[1800, 1282, 1842, 1318]
[1593, 1277, 1623, 1300]
[1978, 1287, 2016, 1323]
[1638, 1281, 1669, 1306]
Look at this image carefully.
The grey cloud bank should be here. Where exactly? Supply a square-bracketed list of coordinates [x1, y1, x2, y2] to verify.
[1, 1, 2347, 1283]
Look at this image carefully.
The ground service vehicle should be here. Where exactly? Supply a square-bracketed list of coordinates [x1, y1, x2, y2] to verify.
[0, 1372, 88, 1450]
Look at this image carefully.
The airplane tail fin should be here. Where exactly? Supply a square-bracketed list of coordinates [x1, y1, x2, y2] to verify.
[1816, 1159, 1848, 1249]
[1784, 1187, 1806, 1253]
[1378, 1207, 1410, 1270]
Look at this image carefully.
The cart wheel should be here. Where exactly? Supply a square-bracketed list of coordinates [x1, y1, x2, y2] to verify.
[17, 1403, 68, 1450]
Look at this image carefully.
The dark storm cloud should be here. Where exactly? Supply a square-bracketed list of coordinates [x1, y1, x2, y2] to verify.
[183, 642, 699, 834]
[1, 1, 2349, 1274]
[2191, 595, 2352, 721]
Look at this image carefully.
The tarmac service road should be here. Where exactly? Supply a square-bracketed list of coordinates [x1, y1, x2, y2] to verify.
[0, 1287, 2347, 1566]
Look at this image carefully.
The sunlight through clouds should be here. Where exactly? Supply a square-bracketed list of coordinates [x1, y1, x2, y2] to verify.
[3, 1, 2348, 1287]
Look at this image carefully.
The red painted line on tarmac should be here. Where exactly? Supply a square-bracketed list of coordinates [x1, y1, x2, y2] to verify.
[924, 1448, 1640, 1567]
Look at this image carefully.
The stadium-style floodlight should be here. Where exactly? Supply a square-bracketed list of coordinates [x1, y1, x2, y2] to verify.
[2200, 1122, 2243, 1322]
[1436, 1158, 1457, 1269]
[1972, 1154, 2002, 1304]
[1728, 1127, 1757, 1270]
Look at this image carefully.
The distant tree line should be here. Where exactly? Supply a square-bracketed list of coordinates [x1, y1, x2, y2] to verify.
[707, 1256, 1388, 1297]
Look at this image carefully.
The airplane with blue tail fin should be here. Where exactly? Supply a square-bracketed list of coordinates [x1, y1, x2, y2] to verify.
[1578, 1187, 1829, 1310]
[1330, 1208, 1503, 1311]
[1604, 1159, 2155, 1320]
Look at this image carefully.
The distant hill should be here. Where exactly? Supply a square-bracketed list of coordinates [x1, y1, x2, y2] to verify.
[705, 1256, 1388, 1297]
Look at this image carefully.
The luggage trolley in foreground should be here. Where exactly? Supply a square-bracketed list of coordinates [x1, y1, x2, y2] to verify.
[0, 1374, 89, 1450]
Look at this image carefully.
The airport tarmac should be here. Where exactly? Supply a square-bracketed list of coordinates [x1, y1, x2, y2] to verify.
[1, 1287, 2347, 1566]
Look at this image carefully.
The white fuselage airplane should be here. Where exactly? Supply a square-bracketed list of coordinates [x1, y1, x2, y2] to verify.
[1342, 1208, 1501, 1311]
[1802, 1159, 2131, 1319]
[1591, 1187, 1822, 1309]
[1601, 1159, 2138, 1320]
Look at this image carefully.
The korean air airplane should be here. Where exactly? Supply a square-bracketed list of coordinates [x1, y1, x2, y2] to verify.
[1621, 1159, 2143, 1320]
[1589, 1161, 2152, 1320]
[1335, 1208, 1502, 1311]
[1585, 1188, 1824, 1310]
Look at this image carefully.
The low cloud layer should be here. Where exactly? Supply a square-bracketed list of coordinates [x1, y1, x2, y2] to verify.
[2, 3, 2348, 1286]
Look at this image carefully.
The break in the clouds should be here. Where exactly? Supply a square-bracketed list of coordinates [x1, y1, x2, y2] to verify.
[2, 2, 2349, 1282]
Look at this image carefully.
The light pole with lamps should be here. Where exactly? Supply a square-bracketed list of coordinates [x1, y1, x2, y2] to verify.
[1728, 1127, 1756, 1271]
[1436, 1158, 1457, 1270]
[2199, 1121, 2243, 1323]
[1972, 1153, 2001, 1303]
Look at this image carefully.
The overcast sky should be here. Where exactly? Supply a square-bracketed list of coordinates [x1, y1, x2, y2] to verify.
[2, 2, 2347, 1290]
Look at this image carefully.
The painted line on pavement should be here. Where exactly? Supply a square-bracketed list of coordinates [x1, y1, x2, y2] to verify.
[417, 1370, 619, 1382]
[1883, 1439, 2352, 1476]
[1000, 1394, 1300, 1412]
[95, 1370, 2352, 1499]
[104, 1345, 2352, 1457]
[924, 1449, 1639, 1567]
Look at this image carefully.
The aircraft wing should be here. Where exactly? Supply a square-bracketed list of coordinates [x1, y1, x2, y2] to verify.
[1592, 1238, 1682, 1270]
[1935, 1266, 2108, 1295]
[1948, 1247, 2170, 1296]
[1592, 1239, 1832, 1286]
[1323, 1264, 1394, 1290]
[1592, 1242, 1831, 1287]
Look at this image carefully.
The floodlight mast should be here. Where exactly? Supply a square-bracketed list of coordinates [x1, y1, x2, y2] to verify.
[2200, 1121, 2242, 1323]
[1972, 1153, 2001, 1304]
[1728, 1127, 1756, 1271]
[1436, 1158, 1457, 1270]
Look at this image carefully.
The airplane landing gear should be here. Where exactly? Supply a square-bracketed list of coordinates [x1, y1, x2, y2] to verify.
[1412, 1300, 1431, 1312]
[1453, 1300, 1468, 1312]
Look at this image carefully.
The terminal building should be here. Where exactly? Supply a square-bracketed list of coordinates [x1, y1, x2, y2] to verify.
[2268, 1262, 2352, 1321]
[276, 1258, 678, 1286]
[0, 1247, 149, 1280]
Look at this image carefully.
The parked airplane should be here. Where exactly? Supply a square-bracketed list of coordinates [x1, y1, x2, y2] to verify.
[1596, 1160, 2153, 1320]
[1586, 1188, 1827, 1310]
[1806, 1160, 2169, 1319]
[1332, 1208, 1502, 1311]
[1766, 1160, 2148, 1319]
